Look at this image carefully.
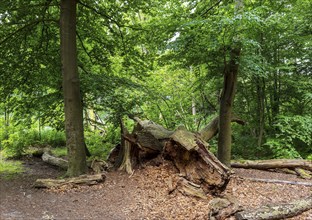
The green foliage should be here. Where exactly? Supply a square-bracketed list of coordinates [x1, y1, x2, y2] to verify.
[263, 139, 302, 159]
[0, 119, 65, 158]
[1, 127, 39, 158]
[0, 0, 311, 163]
[271, 115, 312, 158]
[40, 129, 66, 148]
[0, 159, 24, 179]
[85, 126, 119, 159]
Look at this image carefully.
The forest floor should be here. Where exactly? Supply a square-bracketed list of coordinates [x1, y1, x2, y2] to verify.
[0, 156, 312, 220]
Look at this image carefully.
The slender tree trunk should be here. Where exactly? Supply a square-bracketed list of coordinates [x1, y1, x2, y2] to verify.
[256, 77, 265, 147]
[60, 0, 87, 177]
[217, 48, 241, 167]
[217, 0, 243, 167]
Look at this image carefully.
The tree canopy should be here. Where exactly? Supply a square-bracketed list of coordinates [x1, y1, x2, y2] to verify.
[0, 0, 311, 171]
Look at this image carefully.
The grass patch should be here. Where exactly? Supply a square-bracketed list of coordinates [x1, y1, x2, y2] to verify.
[0, 159, 24, 179]
[51, 147, 67, 158]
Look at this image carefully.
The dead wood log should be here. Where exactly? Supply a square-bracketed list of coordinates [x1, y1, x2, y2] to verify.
[90, 159, 108, 173]
[208, 196, 242, 220]
[234, 176, 312, 186]
[42, 152, 68, 169]
[295, 168, 312, 179]
[177, 178, 207, 199]
[42, 152, 107, 173]
[231, 159, 312, 172]
[34, 173, 105, 188]
[235, 195, 312, 220]
[165, 128, 231, 193]
[110, 117, 232, 193]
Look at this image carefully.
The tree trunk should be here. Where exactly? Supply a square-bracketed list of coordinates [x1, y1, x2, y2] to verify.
[235, 195, 312, 220]
[256, 77, 265, 147]
[60, 0, 87, 177]
[218, 47, 241, 167]
[231, 159, 312, 171]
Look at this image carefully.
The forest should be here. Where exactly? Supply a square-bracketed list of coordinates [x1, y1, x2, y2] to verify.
[0, 0, 311, 219]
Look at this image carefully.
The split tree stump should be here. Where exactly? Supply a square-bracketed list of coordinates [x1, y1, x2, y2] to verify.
[110, 117, 232, 194]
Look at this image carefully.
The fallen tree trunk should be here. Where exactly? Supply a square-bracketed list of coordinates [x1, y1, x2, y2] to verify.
[235, 195, 312, 220]
[34, 173, 105, 188]
[42, 152, 68, 169]
[231, 159, 312, 171]
[232, 159, 312, 179]
[42, 152, 107, 173]
[234, 176, 312, 186]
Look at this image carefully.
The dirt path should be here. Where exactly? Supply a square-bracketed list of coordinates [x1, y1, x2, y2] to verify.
[1, 157, 311, 220]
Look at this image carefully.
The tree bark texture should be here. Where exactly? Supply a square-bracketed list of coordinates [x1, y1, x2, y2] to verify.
[234, 176, 312, 186]
[235, 195, 312, 220]
[110, 117, 232, 193]
[60, 0, 87, 177]
[218, 47, 241, 167]
[42, 152, 68, 169]
[34, 174, 105, 188]
[231, 159, 312, 171]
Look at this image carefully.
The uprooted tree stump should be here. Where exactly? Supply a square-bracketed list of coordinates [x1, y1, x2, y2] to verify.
[108, 116, 238, 195]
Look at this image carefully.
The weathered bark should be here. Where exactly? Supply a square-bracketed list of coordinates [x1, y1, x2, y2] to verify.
[208, 196, 242, 220]
[218, 47, 241, 167]
[42, 152, 68, 170]
[166, 128, 231, 192]
[177, 178, 207, 199]
[34, 174, 105, 188]
[60, 0, 87, 177]
[112, 117, 232, 193]
[295, 168, 312, 179]
[90, 159, 108, 174]
[235, 195, 312, 220]
[231, 159, 312, 172]
[115, 120, 138, 174]
[235, 176, 312, 186]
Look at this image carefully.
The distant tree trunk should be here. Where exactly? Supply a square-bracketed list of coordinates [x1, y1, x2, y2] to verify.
[60, 0, 87, 177]
[256, 77, 265, 147]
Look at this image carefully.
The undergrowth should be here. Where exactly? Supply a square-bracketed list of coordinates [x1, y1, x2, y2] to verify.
[0, 157, 24, 179]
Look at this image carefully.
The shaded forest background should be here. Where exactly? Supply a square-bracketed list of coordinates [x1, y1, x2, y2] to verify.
[0, 0, 311, 165]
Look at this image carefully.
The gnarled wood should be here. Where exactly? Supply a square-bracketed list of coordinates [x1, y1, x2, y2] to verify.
[34, 173, 105, 188]
[208, 196, 242, 220]
[111, 117, 232, 192]
[164, 129, 231, 192]
[235, 195, 312, 220]
[234, 176, 312, 186]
